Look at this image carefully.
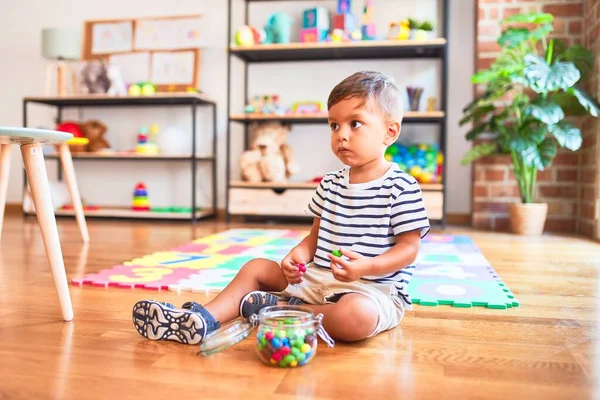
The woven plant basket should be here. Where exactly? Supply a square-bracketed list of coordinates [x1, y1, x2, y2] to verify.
[508, 202, 548, 236]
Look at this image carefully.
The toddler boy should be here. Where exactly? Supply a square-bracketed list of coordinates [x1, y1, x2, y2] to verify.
[132, 70, 430, 345]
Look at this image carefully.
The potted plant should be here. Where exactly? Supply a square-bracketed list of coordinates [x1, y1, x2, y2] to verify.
[416, 21, 434, 40]
[459, 12, 600, 235]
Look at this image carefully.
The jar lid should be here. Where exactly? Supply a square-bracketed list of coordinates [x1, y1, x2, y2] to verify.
[197, 318, 255, 357]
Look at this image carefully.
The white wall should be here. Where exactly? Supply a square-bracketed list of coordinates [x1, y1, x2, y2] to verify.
[0, 0, 473, 214]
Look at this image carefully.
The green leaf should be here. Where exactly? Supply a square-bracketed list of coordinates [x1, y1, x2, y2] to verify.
[471, 69, 502, 84]
[555, 44, 594, 79]
[498, 28, 531, 48]
[548, 122, 582, 151]
[460, 142, 498, 165]
[568, 87, 600, 117]
[522, 138, 557, 170]
[501, 12, 553, 25]
[523, 54, 581, 93]
[459, 104, 495, 126]
[465, 122, 491, 140]
[552, 87, 600, 117]
[526, 100, 564, 124]
[531, 23, 553, 41]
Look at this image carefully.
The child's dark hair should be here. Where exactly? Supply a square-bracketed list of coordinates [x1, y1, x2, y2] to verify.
[327, 71, 404, 122]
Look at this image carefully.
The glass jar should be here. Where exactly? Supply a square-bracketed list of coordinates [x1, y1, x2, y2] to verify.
[197, 305, 334, 367]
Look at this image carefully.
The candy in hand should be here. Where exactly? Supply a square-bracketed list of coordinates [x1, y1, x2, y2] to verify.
[331, 249, 342, 257]
[297, 263, 306, 273]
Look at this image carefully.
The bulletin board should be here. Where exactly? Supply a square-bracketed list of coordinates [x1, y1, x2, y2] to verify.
[81, 14, 204, 91]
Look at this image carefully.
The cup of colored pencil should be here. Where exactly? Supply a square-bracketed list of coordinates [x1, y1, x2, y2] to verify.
[406, 86, 423, 112]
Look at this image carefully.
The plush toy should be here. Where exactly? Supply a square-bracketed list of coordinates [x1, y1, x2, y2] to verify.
[239, 121, 299, 182]
[264, 12, 294, 44]
[107, 65, 127, 96]
[81, 119, 111, 152]
[79, 61, 111, 94]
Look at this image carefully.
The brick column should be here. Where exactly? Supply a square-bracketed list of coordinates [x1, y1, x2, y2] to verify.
[474, 1, 585, 233]
[579, 0, 600, 237]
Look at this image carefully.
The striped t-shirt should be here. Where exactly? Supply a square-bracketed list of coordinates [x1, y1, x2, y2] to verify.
[306, 163, 430, 309]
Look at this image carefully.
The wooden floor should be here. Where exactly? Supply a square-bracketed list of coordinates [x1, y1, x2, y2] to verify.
[0, 214, 599, 400]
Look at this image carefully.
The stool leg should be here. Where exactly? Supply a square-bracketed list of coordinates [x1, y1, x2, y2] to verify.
[0, 144, 12, 242]
[21, 142, 74, 321]
[58, 143, 89, 243]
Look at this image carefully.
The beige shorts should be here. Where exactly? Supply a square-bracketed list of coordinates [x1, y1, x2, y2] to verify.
[275, 263, 406, 337]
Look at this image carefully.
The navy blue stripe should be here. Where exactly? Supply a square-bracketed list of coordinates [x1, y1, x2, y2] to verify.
[390, 207, 426, 219]
[322, 187, 393, 201]
[321, 179, 347, 190]
[363, 277, 409, 285]
[319, 225, 394, 239]
[398, 292, 412, 305]
[318, 234, 394, 250]
[308, 203, 321, 217]
[319, 214, 390, 229]
[317, 191, 391, 210]
[322, 206, 390, 220]
[392, 216, 429, 229]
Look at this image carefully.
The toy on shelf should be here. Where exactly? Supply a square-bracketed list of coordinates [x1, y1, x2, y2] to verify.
[136, 124, 160, 155]
[128, 81, 156, 96]
[107, 65, 127, 96]
[239, 122, 299, 183]
[264, 12, 293, 44]
[81, 119, 111, 152]
[132, 182, 150, 211]
[427, 97, 437, 112]
[326, 0, 362, 43]
[301, 7, 330, 42]
[406, 86, 423, 112]
[245, 95, 287, 114]
[361, 0, 376, 40]
[385, 143, 444, 184]
[291, 101, 323, 114]
[234, 25, 266, 46]
[388, 20, 411, 40]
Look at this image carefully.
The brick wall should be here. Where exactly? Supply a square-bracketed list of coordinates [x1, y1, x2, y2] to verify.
[579, 0, 599, 237]
[474, 0, 585, 233]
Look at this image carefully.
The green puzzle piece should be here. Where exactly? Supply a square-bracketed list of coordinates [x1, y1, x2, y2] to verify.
[409, 277, 518, 309]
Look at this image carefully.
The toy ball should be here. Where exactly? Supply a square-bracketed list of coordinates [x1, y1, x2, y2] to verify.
[331, 29, 345, 43]
[350, 30, 362, 41]
[385, 153, 393, 162]
[141, 82, 156, 95]
[235, 25, 255, 46]
[56, 121, 82, 137]
[409, 166, 422, 177]
[128, 84, 141, 96]
[420, 172, 433, 183]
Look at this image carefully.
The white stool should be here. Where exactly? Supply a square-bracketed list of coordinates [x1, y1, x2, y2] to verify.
[0, 126, 87, 321]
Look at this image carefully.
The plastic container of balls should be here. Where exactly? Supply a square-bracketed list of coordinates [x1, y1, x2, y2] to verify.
[197, 305, 334, 367]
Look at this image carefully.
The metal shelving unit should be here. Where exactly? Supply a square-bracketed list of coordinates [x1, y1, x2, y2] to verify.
[225, 0, 449, 225]
[22, 92, 218, 223]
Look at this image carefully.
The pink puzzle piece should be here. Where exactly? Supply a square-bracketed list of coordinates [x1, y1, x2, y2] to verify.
[71, 264, 197, 290]
[171, 243, 250, 256]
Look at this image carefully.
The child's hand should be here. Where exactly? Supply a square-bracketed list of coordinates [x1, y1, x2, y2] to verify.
[328, 248, 372, 282]
[281, 249, 309, 284]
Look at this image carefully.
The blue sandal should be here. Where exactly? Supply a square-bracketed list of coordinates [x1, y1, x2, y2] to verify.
[239, 291, 279, 320]
[132, 300, 207, 345]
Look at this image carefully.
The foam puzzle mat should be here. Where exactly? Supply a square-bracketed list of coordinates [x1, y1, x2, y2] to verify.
[71, 229, 519, 309]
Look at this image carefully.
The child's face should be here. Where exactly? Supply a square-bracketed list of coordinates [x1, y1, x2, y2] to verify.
[328, 96, 400, 168]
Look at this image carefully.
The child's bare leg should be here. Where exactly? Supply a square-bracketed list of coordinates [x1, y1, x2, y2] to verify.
[132, 258, 288, 345]
[304, 293, 378, 342]
[203, 258, 288, 323]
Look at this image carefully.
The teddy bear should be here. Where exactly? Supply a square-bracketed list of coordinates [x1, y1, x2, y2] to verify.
[80, 119, 111, 152]
[239, 121, 299, 182]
